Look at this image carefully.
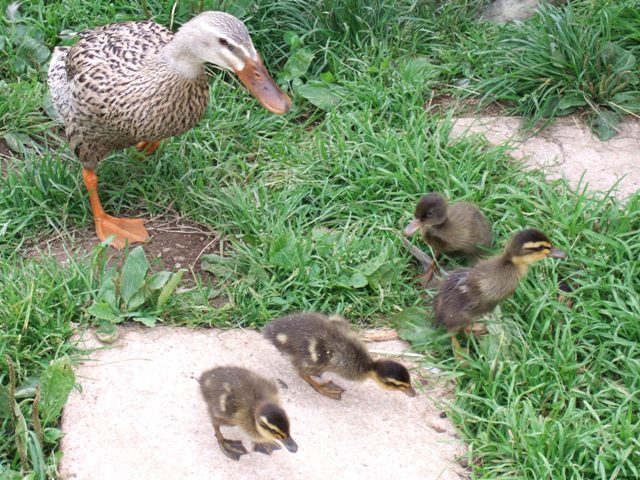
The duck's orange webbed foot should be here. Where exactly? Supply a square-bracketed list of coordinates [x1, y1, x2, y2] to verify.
[82, 168, 149, 250]
[95, 214, 149, 250]
[134, 140, 161, 156]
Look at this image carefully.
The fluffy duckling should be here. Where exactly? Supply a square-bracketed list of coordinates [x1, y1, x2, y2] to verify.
[434, 229, 566, 353]
[199, 366, 298, 461]
[404, 193, 492, 284]
[263, 312, 416, 400]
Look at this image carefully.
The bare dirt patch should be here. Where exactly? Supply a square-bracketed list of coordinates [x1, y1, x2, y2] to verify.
[0, 138, 13, 176]
[29, 216, 220, 275]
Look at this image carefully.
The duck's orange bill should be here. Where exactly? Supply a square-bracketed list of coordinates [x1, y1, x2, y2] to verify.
[235, 57, 291, 114]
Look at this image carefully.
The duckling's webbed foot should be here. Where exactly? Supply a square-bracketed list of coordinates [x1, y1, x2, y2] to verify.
[464, 323, 488, 336]
[214, 425, 248, 461]
[451, 335, 467, 361]
[301, 373, 345, 400]
[253, 442, 281, 455]
[218, 438, 249, 461]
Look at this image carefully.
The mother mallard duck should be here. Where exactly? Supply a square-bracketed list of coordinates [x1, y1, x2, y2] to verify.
[48, 11, 291, 249]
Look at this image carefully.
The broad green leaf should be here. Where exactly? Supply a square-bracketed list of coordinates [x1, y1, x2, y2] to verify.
[147, 271, 172, 291]
[157, 269, 186, 309]
[126, 289, 146, 311]
[589, 110, 622, 141]
[120, 246, 149, 304]
[601, 42, 636, 73]
[95, 321, 119, 343]
[201, 254, 237, 277]
[134, 316, 157, 327]
[319, 71, 335, 83]
[0, 471, 23, 480]
[399, 56, 434, 85]
[557, 93, 586, 113]
[246, 263, 270, 285]
[611, 92, 640, 111]
[283, 31, 302, 49]
[367, 260, 400, 288]
[96, 266, 117, 307]
[269, 234, 298, 268]
[11, 394, 29, 466]
[39, 357, 75, 424]
[224, 0, 250, 17]
[3, 132, 26, 153]
[390, 307, 434, 343]
[43, 427, 64, 443]
[336, 272, 368, 288]
[297, 81, 344, 110]
[356, 255, 387, 277]
[348, 272, 368, 288]
[87, 302, 117, 321]
[279, 48, 314, 82]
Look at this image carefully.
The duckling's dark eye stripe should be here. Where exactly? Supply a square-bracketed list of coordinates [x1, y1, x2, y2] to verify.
[523, 241, 551, 252]
[384, 379, 410, 388]
[259, 420, 286, 438]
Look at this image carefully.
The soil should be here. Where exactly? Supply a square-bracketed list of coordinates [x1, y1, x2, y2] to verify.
[29, 216, 220, 276]
[0, 138, 12, 176]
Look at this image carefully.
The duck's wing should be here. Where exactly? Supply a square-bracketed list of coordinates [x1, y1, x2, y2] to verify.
[66, 21, 173, 79]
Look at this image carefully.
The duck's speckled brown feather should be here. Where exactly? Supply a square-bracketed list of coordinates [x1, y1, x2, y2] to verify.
[48, 20, 209, 168]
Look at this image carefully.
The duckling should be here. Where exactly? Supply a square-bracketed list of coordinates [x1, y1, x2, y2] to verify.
[404, 193, 492, 285]
[263, 312, 416, 400]
[199, 366, 298, 461]
[433, 228, 566, 354]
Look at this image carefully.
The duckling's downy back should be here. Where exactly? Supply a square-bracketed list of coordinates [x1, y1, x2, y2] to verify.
[199, 366, 279, 435]
[263, 312, 373, 380]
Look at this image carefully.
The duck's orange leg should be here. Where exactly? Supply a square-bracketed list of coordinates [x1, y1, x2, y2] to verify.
[82, 168, 149, 250]
[134, 140, 161, 156]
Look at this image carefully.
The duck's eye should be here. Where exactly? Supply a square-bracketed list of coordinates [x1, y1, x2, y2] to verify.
[218, 38, 229, 47]
[425, 211, 433, 217]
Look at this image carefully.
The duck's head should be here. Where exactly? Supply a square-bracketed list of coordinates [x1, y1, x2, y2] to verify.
[254, 403, 298, 452]
[505, 229, 566, 265]
[404, 193, 448, 236]
[177, 11, 291, 114]
[369, 360, 416, 397]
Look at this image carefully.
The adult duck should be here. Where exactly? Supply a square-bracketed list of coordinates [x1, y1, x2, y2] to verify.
[48, 11, 291, 248]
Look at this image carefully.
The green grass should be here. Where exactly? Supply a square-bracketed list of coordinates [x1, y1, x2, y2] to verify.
[472, 1, 640, 139]
[1, 0, 639, 478]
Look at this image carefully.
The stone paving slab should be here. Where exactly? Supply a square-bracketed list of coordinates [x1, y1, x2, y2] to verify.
[451, 116, 640, 200]
[60, 326, 466, 480]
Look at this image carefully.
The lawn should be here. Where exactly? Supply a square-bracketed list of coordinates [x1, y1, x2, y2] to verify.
[1, 0, 639, 479]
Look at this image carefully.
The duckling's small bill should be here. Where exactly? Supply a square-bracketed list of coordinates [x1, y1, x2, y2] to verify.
[281, 437, 298, 452]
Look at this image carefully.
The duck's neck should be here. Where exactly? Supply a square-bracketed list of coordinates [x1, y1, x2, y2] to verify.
[159, 30, 206, 79]
[501, 254, 529, 278]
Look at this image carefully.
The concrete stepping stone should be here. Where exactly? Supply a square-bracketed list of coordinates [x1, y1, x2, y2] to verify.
[451, 116, 640, 200]
[60, 326, 466, 480]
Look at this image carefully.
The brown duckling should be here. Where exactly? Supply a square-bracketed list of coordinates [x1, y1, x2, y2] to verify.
[434, 228, 566, 354]
[263, 312, 416, 400]
[199, 366, 298, 461]
[404, 193, 492, 285]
